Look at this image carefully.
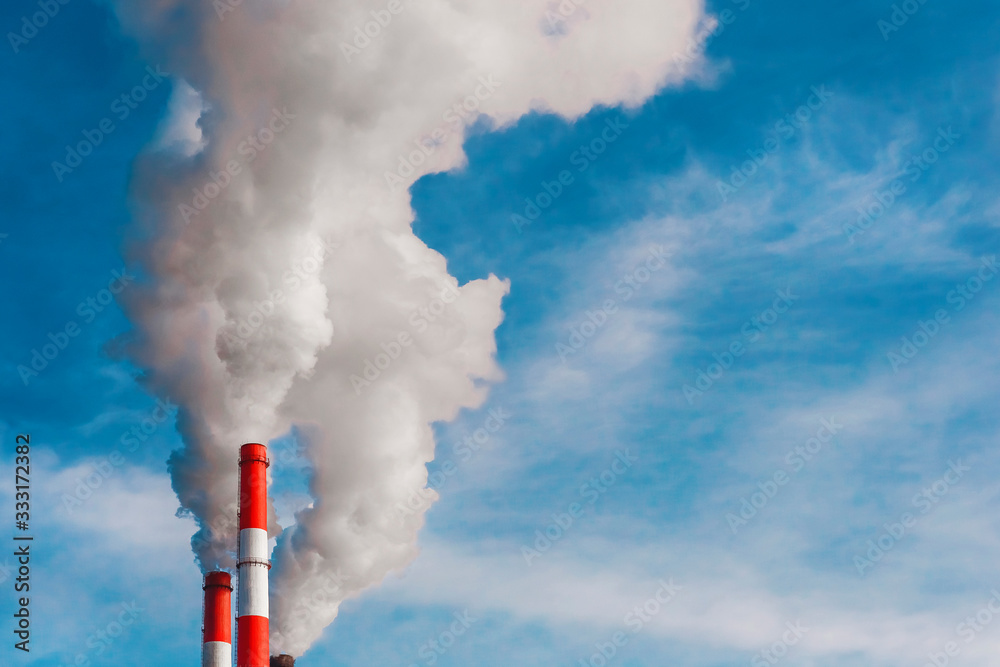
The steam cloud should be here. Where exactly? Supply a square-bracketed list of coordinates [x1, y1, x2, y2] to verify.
[112, 0, 704, 657]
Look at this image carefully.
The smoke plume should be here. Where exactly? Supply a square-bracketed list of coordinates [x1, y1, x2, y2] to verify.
[111, 0, 705, 656]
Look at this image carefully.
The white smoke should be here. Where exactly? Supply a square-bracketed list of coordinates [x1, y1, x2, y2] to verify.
[111, 0, 705, 657]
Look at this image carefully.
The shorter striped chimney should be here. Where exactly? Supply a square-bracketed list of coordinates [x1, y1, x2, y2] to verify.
[202, 571, 233, 667]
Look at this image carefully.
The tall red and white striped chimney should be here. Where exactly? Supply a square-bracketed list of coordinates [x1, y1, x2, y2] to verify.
[202, 571, 233, 667]
[237, 443, 270, 667]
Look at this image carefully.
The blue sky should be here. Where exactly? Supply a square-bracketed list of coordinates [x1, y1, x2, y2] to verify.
[3, 0, 1000, 666]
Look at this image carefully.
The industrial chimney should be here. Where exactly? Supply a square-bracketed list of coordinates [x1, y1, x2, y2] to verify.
[237, 443, 271, 667]
[202, 571, 233, 667]
[270, 655, 295, 667]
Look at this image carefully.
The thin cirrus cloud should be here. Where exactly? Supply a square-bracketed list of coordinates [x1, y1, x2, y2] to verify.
[376, 61, 1000, 663]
